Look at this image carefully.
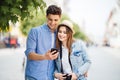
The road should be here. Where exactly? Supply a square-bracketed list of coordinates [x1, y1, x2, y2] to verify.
[0, 48, 26, 80]
[87, 46, 120, 80]
[0, 47, 120, 80]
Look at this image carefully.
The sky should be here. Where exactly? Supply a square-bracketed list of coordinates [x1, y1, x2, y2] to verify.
[67, 0, 117, 42]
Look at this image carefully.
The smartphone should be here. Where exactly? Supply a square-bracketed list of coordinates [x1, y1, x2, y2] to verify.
[63, 74, 68, 77]
[51, 48, 58, 55]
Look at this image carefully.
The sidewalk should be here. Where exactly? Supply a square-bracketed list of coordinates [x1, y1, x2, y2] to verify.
[100, 46, 120, 58]
[0, 47, 25, 56]
[0, 47, 26, 80]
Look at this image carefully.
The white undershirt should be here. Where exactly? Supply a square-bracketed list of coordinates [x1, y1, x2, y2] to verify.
[51, 33, 55, 48]
[62, 46, 72, 74]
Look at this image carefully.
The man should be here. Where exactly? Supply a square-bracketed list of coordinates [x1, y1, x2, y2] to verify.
[25, 5, 62, 80]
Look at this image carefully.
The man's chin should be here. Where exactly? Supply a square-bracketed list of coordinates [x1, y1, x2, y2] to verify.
[51, 27, 56, 30]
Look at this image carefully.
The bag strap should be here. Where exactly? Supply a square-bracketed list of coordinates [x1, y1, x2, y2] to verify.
[68, 52, 72, 71]
[60, 43, 64, 73]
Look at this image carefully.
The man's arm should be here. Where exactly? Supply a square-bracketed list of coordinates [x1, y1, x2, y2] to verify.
[28, 50, 58, 60]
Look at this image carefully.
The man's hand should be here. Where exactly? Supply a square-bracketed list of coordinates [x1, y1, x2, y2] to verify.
[44, 50, 58, 60]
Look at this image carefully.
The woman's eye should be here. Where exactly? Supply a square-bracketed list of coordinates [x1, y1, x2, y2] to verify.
[58, 30, 67, 34]
[58, 31, 62, 33]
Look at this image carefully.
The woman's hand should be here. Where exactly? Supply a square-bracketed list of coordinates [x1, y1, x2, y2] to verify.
[84, 72, 88, 77]
[54, 73, 66, 80]
[71, 73, 77, 80]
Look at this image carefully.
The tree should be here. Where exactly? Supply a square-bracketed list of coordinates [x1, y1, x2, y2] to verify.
[73, 23, 89, 41]
[0, 0, 46, 31]
[20, 9, 46, 36]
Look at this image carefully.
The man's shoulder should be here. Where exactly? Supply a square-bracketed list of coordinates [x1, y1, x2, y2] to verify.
[32, 25, 42, 30]
[31, 24, 45, 31]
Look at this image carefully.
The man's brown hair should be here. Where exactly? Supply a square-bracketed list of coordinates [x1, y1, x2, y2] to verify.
[46, 5, 62, 16]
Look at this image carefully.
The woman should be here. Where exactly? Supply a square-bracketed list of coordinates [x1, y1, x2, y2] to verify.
[54, 20, 91, 80]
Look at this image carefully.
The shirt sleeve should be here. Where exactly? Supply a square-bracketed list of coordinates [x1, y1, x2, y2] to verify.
[25, 28, 37, 57]
[76, 40, 91, 76]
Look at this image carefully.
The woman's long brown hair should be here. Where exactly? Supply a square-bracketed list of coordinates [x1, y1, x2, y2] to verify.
[56, 24, 74, 54]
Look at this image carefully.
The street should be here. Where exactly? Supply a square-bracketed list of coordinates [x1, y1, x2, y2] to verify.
[0, 48, 26, 80]
[87, 46, 120, 80]
[0, 47, 120, 80]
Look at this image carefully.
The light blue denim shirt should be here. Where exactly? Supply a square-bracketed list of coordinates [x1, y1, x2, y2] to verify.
[55, 40, 91, 80]
[25, 24, 56, 80]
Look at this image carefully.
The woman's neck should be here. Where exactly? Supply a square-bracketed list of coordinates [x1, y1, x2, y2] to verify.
[62, 41, 67, 48]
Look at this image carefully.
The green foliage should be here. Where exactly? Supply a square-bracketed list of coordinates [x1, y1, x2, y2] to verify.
[0, 0, 46, 31]
[61, 14, 70, 21]
[73, 23, 89, 41]
[20, 9, 46, 36]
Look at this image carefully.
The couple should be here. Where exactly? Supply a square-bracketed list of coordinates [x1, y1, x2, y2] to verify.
[25, 5, 91, 80]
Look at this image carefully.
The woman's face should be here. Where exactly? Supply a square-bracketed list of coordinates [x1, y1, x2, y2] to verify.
[58, 26, 68, 43]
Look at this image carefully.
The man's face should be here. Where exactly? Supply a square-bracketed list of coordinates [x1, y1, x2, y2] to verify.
[46, 14, 61, 32]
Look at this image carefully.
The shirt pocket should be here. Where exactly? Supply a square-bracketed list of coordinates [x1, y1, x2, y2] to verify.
[73, 50, 82, 56]
[72, 51, 84, 66]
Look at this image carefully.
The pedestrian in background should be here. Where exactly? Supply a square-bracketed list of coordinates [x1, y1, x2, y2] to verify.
[25, 5, 62, 80]
[54, 20, 91, 80]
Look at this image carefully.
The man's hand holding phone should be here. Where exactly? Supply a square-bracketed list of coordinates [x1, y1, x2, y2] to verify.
[51, 48, 59, 55]
[44, 48, 59, 60]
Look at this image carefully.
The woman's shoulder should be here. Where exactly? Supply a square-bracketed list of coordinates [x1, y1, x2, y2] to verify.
[72, 39, 87, 50]
[72, 39, 87, 56]
[73, 39, 85, 46]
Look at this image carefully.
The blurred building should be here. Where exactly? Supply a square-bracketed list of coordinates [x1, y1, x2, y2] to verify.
[9, 21, 26, 48]
[104, 2, 120, 48]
